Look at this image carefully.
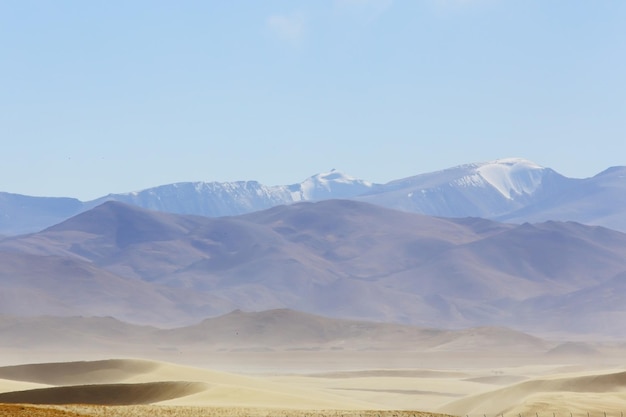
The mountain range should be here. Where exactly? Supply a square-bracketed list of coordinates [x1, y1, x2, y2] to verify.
[1, 158, 625, 235]
[1, 198, 625, 336]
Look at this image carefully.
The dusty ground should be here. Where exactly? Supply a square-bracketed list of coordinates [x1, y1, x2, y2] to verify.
[0, 404, 450, 417]
[0, 404, 84, 417]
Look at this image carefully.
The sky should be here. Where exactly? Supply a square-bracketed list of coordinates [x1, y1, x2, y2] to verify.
[1, 1, 625, 200]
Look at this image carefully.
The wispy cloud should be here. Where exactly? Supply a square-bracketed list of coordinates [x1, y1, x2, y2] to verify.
[266, 13, 306, 45]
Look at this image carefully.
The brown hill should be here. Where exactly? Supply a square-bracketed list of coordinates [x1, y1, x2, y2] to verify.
[0, 309, 551, 354]
[1, 200, 626, 333]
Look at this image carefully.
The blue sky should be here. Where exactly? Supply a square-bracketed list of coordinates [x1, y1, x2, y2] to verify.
[1, 1, 625, 200]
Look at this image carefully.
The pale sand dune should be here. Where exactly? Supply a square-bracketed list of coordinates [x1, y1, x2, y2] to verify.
[511, 391, 626, 414]
[160, 383, 372, 409]
[0, 359, 375, 409]
[307, 370, 470, 378]
[0, 359, 159, 385]
[266, 373, 494, 410]
[0, 381, 206, 405]
[0, 378, 49, 394]
[463, 375, 528, 385]
[439, 369, 626, 415]
[121, 361, 377, 408]
[3, 357, 626, 413]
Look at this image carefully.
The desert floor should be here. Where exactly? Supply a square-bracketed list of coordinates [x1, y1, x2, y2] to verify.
[1, 348, 626, 417]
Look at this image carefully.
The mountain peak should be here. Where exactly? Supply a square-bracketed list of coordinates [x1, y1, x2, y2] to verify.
[481, 157, 544, 169]
[296, 170, 374, 201]
[44, 201, 190, 246]
[307, 169, 371, 185]
[471, 158, 548, 199]
[593, 166, 626, 179]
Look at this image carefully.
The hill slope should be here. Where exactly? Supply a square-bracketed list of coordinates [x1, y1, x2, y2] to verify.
[2, 200, 626, 334]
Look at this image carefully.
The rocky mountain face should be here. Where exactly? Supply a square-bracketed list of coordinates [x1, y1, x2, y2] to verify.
[1, 200, 626, 336]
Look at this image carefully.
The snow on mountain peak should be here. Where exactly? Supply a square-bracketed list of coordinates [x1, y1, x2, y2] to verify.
[298, 170, 373, 201]
[310, 169, 370, 185]
[475, 158, 547, 199]
[484, 157, 544, 169]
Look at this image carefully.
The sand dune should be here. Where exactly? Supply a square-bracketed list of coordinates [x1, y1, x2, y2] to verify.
[0, 381, 206, 405]
[440, 369, 626, 415]
[0, 359, 159, 385]
[308, 370, 469, 379]
[545, 341, 600, 357]
[0, 359, 375, 409]
[267, 371, 491, 410]
[3, 357, 626, 414]
[462, 375, 528, 385]
[0, 378, 49, 394]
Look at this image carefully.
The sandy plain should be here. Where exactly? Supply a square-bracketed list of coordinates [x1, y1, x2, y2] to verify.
[1, 347, 625, 417]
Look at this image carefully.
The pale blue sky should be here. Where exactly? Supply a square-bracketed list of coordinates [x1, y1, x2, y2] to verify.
[1, 1, 625, 200]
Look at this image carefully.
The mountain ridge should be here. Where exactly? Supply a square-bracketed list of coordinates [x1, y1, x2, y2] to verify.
[2, 158, 625, 235]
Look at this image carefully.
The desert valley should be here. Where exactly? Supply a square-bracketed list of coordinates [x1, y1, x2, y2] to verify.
[1, 159, 626, 416]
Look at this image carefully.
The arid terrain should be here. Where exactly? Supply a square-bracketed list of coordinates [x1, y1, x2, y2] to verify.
[2, 309, 626, 415]
[4, 0, 625, 412]
[2, 172, 626, 417]
[1, 330, 626, 417]
[2, 200, 626, 338]
[0, 403, 446, 417]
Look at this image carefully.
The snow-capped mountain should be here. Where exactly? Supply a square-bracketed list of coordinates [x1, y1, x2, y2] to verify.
[357, 158, 575, 218]
[1, 158, 624, 236]
[461, 158, 548, 199]
[89, 181, 296, 218]
[290, 169, 375, 201]
[87, 169, 376, 217]
[497, 166, 626, 231]
[0, 170, 376, 235]
[93, 158, 574, 223]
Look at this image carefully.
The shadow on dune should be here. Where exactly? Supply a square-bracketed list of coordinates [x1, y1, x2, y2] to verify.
[0, 381, 207, 405]
[0, 359, 159, 385]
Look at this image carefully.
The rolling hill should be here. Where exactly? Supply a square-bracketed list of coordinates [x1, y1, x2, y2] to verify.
[1, 199, 626, 335]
